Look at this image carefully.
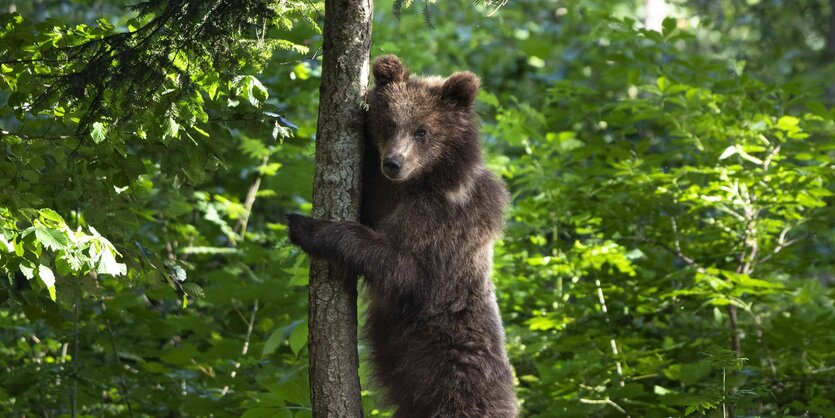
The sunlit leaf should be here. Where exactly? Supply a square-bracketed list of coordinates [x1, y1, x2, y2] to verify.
[37, 265, 56, 300]
[90, 121, 107, 143]
[35, 227, 67, 251]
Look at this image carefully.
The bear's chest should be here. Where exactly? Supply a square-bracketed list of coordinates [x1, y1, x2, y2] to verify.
[378, 197, 468, 250]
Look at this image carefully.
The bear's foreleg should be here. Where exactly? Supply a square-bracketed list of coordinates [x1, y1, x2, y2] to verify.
[287, 214, 421, 287]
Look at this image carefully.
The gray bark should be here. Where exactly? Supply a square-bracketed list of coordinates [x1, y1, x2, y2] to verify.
[308, 0, 372, 415]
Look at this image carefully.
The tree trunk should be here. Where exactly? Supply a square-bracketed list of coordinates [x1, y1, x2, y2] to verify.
[307, 0, 372, 415]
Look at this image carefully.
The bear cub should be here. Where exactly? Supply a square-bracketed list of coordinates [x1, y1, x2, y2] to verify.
[287, 55, 518, 418]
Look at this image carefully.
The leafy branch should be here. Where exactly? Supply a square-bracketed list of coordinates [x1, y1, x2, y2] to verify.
[3, 0, 310, 137]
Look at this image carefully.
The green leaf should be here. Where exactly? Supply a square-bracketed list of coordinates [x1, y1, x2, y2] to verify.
[292, 63, 310, 80]
[261, 328, 285, 358]
[662, 17, 677, 36]
[14, 238, 24, 256]
[257, 162, 282, 176]
[54, 255, 73, 277]
[657, 76, 670, 93]
[272, 124, 291, 141]
[37, 265, 56, 300]
[289, 321, 308, 356]
[90, 121, 107, 143]
[38, 208, 65, 224]
[35, 227, 67, 251]
[732, 60, 746, 76]
[776, 115, 799, 131]
[272, 369, 310, 404]
[664, 360, 711, 385]
[0, 235, 14, 253]
[249, 76, 269, 105]
[654, 385, 675, 396]
[181, 283, 204, 299]
[19, 261, 36, 280]
[718, 145, 737, 160]
[478, 90, 500, 109]
[164, 117, 179, 139]
[192, 125, 210, 137]
[97, 246, 126, 276]
[527, 316, 558, 331]
[160, 343, 199, 366]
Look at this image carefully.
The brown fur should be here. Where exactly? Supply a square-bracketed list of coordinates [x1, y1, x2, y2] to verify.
[287, 55, 517, 417]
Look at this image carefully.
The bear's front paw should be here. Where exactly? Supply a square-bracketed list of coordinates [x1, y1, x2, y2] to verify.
[286, 214, 323, 253]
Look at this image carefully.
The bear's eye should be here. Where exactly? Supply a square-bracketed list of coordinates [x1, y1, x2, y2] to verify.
[415, 129, 427, 141]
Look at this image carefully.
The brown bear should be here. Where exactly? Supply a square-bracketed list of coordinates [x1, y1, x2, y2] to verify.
[287, 55, 518, 418]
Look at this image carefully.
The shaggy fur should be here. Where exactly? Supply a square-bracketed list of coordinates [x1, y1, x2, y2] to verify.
[287, 55, 517, 417]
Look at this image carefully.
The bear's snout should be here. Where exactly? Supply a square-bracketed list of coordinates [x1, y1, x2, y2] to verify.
[382, 154, 405, 179]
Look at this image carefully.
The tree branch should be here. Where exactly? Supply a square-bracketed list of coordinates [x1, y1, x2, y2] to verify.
[233, 155, 270, 239]
[756, 224, 808, 265]
[221, 300, 259, 396]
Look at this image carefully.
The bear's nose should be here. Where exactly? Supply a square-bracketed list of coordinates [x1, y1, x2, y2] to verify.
[383, 156, 403, 173]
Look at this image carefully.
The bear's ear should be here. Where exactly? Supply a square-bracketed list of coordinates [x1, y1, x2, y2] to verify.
[373, 55, 410, 86]
[442, 71, 480, 107]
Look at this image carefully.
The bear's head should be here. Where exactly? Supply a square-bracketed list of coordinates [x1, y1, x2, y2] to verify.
[366, 55, 482, 185]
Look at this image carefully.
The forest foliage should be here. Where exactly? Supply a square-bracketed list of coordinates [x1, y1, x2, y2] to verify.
[1, 0, 834, 416]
